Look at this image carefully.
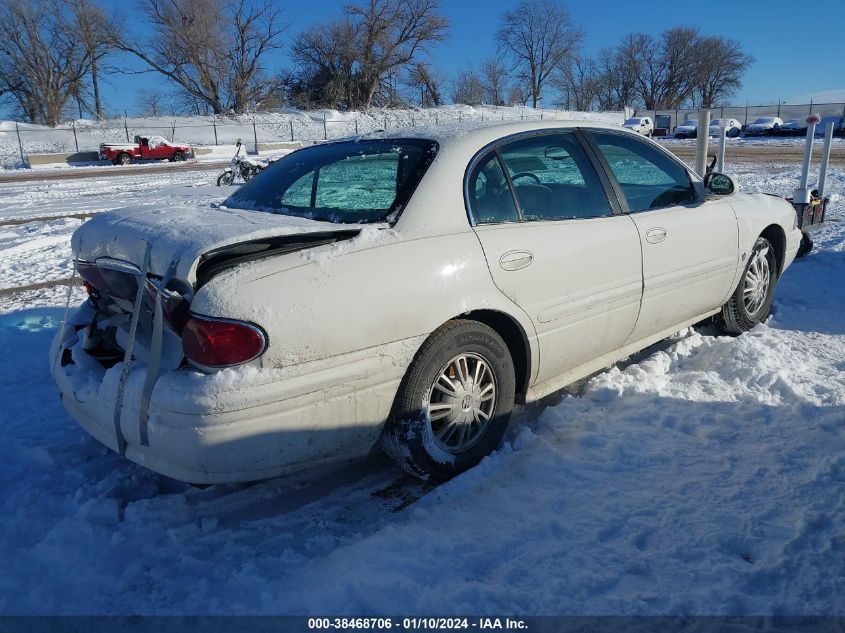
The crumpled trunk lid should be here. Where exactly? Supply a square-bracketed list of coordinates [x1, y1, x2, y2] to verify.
[72, 204, 362, 286]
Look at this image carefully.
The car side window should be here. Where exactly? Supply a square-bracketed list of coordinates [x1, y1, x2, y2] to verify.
[468, 152, 520, 224]
[589, 131, 696, 212]
[497, 133, 612, 221]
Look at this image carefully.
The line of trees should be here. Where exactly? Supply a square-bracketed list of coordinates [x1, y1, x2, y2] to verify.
[0, 0, 754, 126]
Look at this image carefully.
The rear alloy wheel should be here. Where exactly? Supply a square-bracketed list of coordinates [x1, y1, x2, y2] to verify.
[115, 153, 131, 166]
[382, 320, 515, 481]
[717, 236, 778, 334]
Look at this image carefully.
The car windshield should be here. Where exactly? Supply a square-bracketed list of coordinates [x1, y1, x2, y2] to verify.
[624, 118, 642, 125]
[709, 119, 722, 126]
[681, 121, 696, 127]
[223, 139, 438, 224]
[753, 118, 776, 124]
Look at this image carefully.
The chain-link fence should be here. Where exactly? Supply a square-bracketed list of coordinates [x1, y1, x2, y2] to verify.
[2, 106, 626, 167]
[634, 101, 845, 132]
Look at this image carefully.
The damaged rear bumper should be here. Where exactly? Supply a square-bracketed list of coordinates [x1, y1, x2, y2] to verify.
[50, 305, 415, 484]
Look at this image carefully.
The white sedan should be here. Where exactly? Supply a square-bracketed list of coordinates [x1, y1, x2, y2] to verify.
[745, 117, 784, 136]
[708, 118, 742, 137]
[51, 121, 802, 484]
[623, 117, 654, 136]
[674, 120, 698, 138]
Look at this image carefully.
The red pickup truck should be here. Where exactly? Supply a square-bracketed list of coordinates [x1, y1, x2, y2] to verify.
[99, 135, 193, 165]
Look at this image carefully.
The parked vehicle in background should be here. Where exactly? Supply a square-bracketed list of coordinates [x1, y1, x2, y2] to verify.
[708, 119, 742, 138]
[52, 121, 802, 485]
[814, 115, 845, 136]
[674, 119, 698, 138]
[773, 119, 809, 136]
[745, 117, 783, 136]
[216, 140, 271, 186]
[98, 135, 192, 165]
[623, 117, 654, 136]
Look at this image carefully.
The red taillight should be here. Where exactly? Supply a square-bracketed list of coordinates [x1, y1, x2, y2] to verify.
[182, 314, 267, 368]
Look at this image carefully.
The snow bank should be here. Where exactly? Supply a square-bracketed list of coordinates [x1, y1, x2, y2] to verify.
[0, 162, 842, 615]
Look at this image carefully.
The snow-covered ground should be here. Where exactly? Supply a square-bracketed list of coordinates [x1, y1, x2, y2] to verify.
[0, 105, 625, 170]
[0, 160, 843, 615]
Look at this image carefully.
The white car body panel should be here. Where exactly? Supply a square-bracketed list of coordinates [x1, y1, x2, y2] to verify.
[625, 197, 739, 342]
[746, 117, 784, 135]
[473, 216, 642, 383]
[52, 120, 803, 483]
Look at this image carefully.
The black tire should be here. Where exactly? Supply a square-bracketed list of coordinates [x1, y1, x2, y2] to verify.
[795, 233, 813, 258]
[717, 236, 778, 335]
[728, 128, 740, 138]
[381, 320, 516, 481]
[216, 170, 235, 187]
[115, 153, 131, 166]
[172, 150, 186, 162]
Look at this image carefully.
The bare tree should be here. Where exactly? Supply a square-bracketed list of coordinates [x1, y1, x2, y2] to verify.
[290, 17, 358, 108]
[496, 0, 582, 108]
[507, 84, 529, 106]
[0, 0, 96, 125]
[407, 62, 444, 107]
[591, 39, 639, 111]
[693, 36, 753, 107]
[451, 66, 485, 105]
[593, 27, 752, 111]
[138, 90, 164, 117]
[481, 57, 508, 106]
[348, 0, 450, 107]
[623, 27, 702, 110]
[115, 0, 287, 114]
[556, 54, 598, 110]
[291, 0, 449, 109]
[69, 0, 112, 119]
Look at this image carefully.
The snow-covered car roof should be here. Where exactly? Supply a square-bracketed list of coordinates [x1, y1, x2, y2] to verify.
[357, 119, 624, 150]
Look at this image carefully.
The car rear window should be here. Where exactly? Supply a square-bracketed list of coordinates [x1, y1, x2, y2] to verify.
[224, 139, 438, 224]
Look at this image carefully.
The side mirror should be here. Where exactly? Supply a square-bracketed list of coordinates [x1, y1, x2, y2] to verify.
[703, 171, 735, 196]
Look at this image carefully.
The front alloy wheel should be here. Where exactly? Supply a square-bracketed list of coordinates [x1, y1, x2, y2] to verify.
[742, 246, 771, 318]
[717, 236, 778, 334]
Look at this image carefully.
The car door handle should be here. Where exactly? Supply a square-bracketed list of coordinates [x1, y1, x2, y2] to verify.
[645, 227, 667, 244]
[499, 250, 534, 271]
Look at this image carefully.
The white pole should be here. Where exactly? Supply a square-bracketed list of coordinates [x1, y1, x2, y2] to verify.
[716, 124, 727, 173]
[794, 118, 817, 204]
[694, 110, 711, 177]
[817, 122, 834, 199]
